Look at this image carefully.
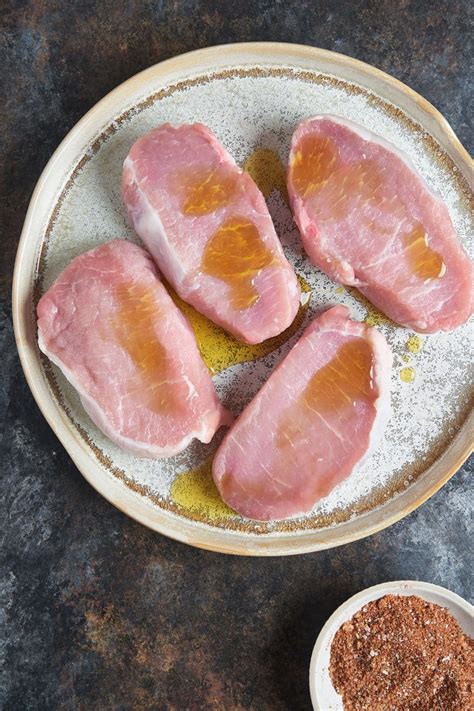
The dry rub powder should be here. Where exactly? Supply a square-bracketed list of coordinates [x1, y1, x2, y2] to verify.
[329, 594, 473, 710]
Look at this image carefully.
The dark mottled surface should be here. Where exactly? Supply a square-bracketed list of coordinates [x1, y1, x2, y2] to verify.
[1, 1, 472, 709]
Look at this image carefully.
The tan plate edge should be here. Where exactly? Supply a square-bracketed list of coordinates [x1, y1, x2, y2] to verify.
[12, 42, 474, 555]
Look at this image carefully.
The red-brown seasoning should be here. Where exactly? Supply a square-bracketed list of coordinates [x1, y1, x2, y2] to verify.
[329, 594, 474, 710]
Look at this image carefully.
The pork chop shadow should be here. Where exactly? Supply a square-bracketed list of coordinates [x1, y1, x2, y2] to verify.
[169, 427, 226, 470]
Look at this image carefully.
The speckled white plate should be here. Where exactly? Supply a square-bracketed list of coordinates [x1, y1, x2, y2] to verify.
[13, 43, 473, 555]
[309, 580, 474, 709]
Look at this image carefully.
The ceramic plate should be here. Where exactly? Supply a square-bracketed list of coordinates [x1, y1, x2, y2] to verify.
[309, 580, 474, 709]
[13, 43, 473, 555]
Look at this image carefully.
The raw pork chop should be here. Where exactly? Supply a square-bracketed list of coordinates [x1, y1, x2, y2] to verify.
[287, 115, 473, 333]
[37, 239, 230, 458]
[212, 306, 391, 520]
[122, 123, 300, 344]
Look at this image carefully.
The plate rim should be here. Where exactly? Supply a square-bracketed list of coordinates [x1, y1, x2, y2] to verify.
[12, 41, 473, 556]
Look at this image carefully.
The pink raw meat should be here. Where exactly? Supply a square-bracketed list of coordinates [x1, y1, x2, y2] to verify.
[287, 115, 473, 333]
[37, 239, 230, 458]
[212, 306, 392, 521]
[122, 123, 301, 344]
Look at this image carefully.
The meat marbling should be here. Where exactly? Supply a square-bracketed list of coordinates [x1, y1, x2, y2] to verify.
[287, 115, 473, 333]
[122, 123, 301, 344]
[212, 306, 392, 521]
[37, 239, 231, 458]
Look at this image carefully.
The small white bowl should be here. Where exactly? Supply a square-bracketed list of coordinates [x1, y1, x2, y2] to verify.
[309, 580, 474, 710]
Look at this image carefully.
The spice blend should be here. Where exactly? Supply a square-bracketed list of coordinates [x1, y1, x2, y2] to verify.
[329, 594, 473, 710]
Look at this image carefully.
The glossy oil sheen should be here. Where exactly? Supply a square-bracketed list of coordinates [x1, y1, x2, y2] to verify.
[316, 160, 389, 223]
[403, 224, 446, 279]
[179, 168, 236, 215]
[406, 334, 424, 354]
[166, 274, 311, 374]
[278, 339, 374, 448]
[170, 457, 236, 521]
[244, 148, 289, 203]
[289, 134, 338, 198]
[114, 284, 178, 414]
[202, 218, 276, 309]
[400, 366, 416, 383]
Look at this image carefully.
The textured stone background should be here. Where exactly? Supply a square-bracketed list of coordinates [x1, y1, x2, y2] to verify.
[1, 1, 472, 709]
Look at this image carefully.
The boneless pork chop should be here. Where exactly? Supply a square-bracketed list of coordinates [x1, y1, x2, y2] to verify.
[213, 306, 391, 520]
[288, 116, 473, 333]
[122, 123, 300, 344]
[37, 240, 230, 458]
